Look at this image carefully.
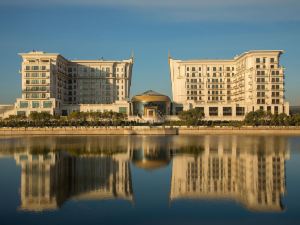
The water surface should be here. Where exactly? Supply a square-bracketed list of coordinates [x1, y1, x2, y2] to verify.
[0, 135, 299, 225]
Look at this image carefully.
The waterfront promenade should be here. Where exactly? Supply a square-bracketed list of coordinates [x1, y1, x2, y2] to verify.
[1, 126, 300, 136]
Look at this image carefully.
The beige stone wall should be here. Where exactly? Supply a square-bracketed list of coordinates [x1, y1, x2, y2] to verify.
[9, 51, 134, 117]
[169, 50, 289, 119]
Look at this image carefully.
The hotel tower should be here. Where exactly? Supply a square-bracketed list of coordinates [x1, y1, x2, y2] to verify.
[14, 51, 134, 116]
[169, 50, 289, 120]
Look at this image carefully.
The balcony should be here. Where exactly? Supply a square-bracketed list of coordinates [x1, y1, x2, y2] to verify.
[22, 88, 50, 93]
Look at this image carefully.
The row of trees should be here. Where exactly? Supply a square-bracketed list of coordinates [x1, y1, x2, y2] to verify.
[176, 109, 300, 126]
[0, 111, 134, 127]
[244, 110, 300, 126]
[1, 109, 300, 127]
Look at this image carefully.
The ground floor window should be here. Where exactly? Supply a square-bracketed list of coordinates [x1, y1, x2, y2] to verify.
[20, 101, 28, 108]
[236, 107, 245, 116]
[43, 101, 52, 108]
[17, 111, 26, 116]
[274, 106, 279, 114]
[223, 107, 232, 116]
[32, 101, 40, 108]
[209, 107, 218, 116]
[62, 110, 68, 116]
[175, 107, 183, 115]
[119, 107, 127, 114]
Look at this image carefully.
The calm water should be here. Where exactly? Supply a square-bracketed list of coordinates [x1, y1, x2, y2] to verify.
[0, 135, 300, 225]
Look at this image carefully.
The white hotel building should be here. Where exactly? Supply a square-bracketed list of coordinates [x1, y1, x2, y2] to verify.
[11, 51, 134, 116]
[169, 50, 289, 120]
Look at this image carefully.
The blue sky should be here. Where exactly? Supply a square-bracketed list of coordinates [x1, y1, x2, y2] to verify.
[0, 0, 300, 105]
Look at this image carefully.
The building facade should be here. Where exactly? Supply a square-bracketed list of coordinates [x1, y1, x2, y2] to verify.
[14, 51, 133, 116]
[130, 90, 171, 122]
[170, 135, 289, 211]
[14, 151, 133, 211]
[169, 50, 289, 120]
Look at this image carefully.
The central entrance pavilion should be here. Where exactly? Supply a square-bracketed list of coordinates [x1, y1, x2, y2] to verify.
[130, 90, 171, 122]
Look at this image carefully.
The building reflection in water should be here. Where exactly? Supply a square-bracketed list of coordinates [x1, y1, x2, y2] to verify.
[14, 151, 132, 211]
[170, 136, 289, 212]
[10, 135, 289, 212]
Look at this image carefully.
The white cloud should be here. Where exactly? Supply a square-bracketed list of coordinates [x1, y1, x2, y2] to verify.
[1, 0, 300, 22]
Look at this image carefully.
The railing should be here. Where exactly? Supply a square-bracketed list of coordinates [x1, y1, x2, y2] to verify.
[22, 89, 50, 92]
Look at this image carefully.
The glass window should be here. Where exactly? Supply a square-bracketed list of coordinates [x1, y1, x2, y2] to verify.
[17, 111, 26, 116]
[236, 107, 245, 116]
[43, 101, 52, 108]
[20, 101, 28, 108]
[209, 107, 218, 116]
[32, 101, 40, 108]
[223, 107, 232, 116]
[119, 107, 127, 114]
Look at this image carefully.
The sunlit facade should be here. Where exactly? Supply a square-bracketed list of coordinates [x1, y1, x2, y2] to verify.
[130, 90, 171, 121]
[169, 50, 289, 120]
[12, 51, 133, 116]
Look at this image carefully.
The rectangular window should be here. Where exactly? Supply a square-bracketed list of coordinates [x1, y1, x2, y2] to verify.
[20, 101, 28, 108]
[209, 107, 218, 116]
[43, 101, 52, 108]
[17, 111, 26, 116]
[223, 107, 232, 116]
[32, 101, 40, 108]
[236, 107, 245, 116]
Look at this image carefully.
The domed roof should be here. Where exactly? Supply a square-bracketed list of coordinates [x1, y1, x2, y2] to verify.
[132, 90, 171, 102]
[132, 159, 170, 170]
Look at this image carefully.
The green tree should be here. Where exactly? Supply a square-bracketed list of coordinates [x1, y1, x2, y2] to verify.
[29, 111, 52, 122]
[244, 109, 271, 126]
[178, 108, 204, 126]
